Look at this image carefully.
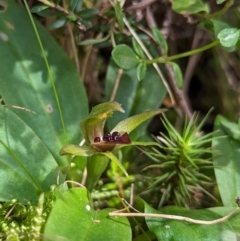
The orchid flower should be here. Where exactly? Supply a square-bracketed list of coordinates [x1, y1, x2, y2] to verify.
[60, 101, 165, 191]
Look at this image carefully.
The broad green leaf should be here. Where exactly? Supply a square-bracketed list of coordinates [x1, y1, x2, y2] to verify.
[113, 1, 124, 32]
[172, 0, 209, 14]
[132, 38, 145, 58]
[220, 117, 240, 141]
[0, 0, 88, 167]
[136, 62, 147, 81]
[112, 45, 139, 70]
[152, 27, 168, 55]
[80, 101, 124, 143]
[0, 107, 63, 203]
[213, 115, 240, 207]
[44, 188, 131, 241]
[209, 207, 240, 236]
[112, 109, 166, 134]
[217, 28, 240, 48]
[144, 201, 236, 241]
[168, 62, 183, 89]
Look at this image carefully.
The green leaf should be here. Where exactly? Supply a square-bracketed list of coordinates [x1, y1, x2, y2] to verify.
[85, 154, 109, 191]
[0, 0, 88, 167]
[132, 38, 145, 58]
[136, 62, 147, 81]
[78, 8, 98, 20]
[113, 1, 124, 32]
[31, 5, 49, 13]
[143, 201, 236, 241]
[69, 0, 83, 12]
[209, 207, 240, 236]
[217, 28, 240, 48]
[112, 45, 140, 70]
[172, 0, 209, 14]
[102, 151, 128, 177]
[216, 0, 227, 4]
[211, 19, 229, 38]
[220, 117, 240, 141]
[60, 144, 97, 156]
[44, 188, 131, 241]
[50, 19, 67, 30]
[168, 62, 183, 88]
[213, 115, 240, 207]
[80, 101, 124, 143]
[152, 27, 168, 55]
[78, 34, 110, 46]
[112, 109, 166, 134]
[0, 107, 63, 203]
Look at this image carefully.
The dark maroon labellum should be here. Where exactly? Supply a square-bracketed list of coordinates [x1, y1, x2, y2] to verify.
[103, 133, 112, 141]
[118, 132, 131, 144]
[94, 137, 101, 142]
[112, 131, 120, 141]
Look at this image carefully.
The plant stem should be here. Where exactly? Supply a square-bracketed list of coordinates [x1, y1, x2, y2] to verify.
[146, 40, 220, 64]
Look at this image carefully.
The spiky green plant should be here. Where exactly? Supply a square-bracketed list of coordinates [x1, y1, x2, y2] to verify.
[141, 112, 218, 208]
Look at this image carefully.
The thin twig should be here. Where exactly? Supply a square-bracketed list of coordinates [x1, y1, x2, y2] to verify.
[123, 16, 175, 105]
[110, 68, 123, 101]
[109, 203, 240, 225]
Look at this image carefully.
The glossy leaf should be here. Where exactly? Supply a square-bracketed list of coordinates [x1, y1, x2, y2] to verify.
[0, 107, 62, 203]
[132, 38, 145, 58]
[44, 188, 131, 241]
[213, 115, 240, 207]
[136, 62, 147, 81]
[0, 0, 88, 167]
[152, 27, 168, 55]
[112, 45, 139, 70]
[172, 0, 209, 14]
[144, 201, 236, 241]
[217, 28, 240, 48]
[209, 207, 240, 236]
[211, 19, 229, 37]
[168, 62, 183, 89]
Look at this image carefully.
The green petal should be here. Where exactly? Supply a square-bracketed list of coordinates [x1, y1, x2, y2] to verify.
[80, 101, 124, 143]
[113, 141, 161, 151]
[60, 144, 97, 157]
[111, 109, 166, 134]
[102, 151, 128, 177]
